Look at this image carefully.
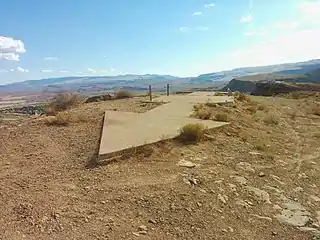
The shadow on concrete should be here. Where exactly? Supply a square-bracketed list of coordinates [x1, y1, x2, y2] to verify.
[86, 115, 105, 169]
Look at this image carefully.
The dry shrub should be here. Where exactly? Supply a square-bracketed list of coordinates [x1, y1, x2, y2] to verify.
[235, 92, 251, 102]
[193, 103, 205, 111]
[239, 131, 250, 142]
[115, 90, 134, 99]
[45, 93, 83, 115]
[179, 123, 206, 143]
[247, 106, 257, 114]
[312, 104, 320, 116]
[205, 100, 217, 108]
[255, 141, 267, 151]
[258, 104, 268, 111]
[215, 113, 228, 122]
[215, 92, 226, 96]
[288, 110, 297, 120]
[194, 108, 213, 120]
[263, 113, 279, 125]
[45, 112, 88, 126]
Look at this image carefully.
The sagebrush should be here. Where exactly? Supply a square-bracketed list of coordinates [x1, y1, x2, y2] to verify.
[115, 90, 134, 99]
[45, 93, 83, 115]
[179, 123, 206, 143]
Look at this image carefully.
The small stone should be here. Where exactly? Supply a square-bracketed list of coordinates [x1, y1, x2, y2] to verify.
[189, 178, 198, 185]
[148, 219, 156, 224]
[199, 188, 207, 193]
[84, 186, 90, 190]
[138, 225, 147, 231]
[138, 231, 147, 235]
[185, 207, 192, 212]
[272, 231, 277, 236]
[259, 172, 266, 177]
[234, 176, 248, 185]
[5, 162, 10, 165]
[132, 232, 140, 237]
[228, 227, 234, 232]
[218, 194, 227, 204]
[249, 151, 263, 156]
[197, 202, 202, 207]
[310, 195, 320, 202]
[101, 201, 106, 204]
[177, 160, 197, 168]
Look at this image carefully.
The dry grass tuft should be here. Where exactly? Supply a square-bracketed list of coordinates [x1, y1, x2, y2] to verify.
[193, 103, 205, 111]
[215, 113, 228, 122]
[288, 110, 297, 120]
[194, 108, 213, 120]
[255, 141, 268, 151]
[257, 104, 268, 111]
[115, 90, 134, 99]
[247, 106, 258, 114]
[205, 100, 217, 108]
[44, 112, 88, 126]
[214, 92, 226, 96]
[235, 92, 251, 102]
[178, 123, 206, 143]
[45, 93, 83, 115]
[263, 113, 279, 125]
[312, 104, 320, 116]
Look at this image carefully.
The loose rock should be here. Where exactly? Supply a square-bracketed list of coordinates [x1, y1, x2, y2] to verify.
[138, 225, 147, 231]
[177, 160, 198, 168]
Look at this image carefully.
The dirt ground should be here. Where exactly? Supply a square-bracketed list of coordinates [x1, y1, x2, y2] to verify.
[0, 95, 319, 240]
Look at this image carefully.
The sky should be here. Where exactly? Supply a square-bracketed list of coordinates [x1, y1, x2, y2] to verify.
[0, 0, 320, 84]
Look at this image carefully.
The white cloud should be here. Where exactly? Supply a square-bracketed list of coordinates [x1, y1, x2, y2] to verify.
[16, 67, 28, 73]
[59, 70, 69, 73]
[76, 71, 83, 74]
[179, 26, 190, 32]
[196, 26, 209, 31]
[275, 21, 301, 30]
[87, 68, 96, 73]
[44, 56, 58, 61]
[244, 30, 267, 36]
[0, 36, 26, 61]
[240, 15, 253, 23]
[229, 28, 320, 69]
[2, 67, 29, 73]
[41, 69, 53, 73]
[297, 1, 320, 26]
[204, 3, 215, 8]
[192, 12, 203, 16]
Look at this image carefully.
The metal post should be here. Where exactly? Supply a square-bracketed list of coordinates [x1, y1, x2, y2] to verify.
[149, 85, 152, 102]
[166, 84, 169, 96]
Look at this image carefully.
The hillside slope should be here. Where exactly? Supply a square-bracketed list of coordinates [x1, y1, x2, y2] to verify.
[1, 95, 320, 239]
[222, 69, 320, 93]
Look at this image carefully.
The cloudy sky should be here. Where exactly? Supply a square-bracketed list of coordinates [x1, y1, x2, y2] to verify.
[0, 0, 320, 84]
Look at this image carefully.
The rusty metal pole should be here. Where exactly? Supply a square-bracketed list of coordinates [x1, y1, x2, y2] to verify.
[166, 84, 169, 96]
[149, 85, 152, 102]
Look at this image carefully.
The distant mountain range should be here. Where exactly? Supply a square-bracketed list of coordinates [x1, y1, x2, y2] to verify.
[1, 59, 320, 94]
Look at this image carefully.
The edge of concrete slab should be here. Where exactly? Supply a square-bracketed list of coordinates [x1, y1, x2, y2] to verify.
[98, 119, 229, 162]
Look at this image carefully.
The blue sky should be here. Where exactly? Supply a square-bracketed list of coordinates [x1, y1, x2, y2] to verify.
[0, 0, 320, 84]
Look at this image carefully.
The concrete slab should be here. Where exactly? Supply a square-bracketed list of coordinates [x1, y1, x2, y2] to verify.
[98, 92, 234, 160]
[99, 111, 227, 160]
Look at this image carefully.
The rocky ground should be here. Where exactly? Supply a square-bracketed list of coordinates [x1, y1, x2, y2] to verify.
[0, 95, 319, 240]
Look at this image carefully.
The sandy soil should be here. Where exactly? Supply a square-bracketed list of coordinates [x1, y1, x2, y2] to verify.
[0, 95, 319, 240]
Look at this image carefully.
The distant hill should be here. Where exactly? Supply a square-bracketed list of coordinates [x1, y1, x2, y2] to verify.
[222, 67, 320, 93]
[1, 59, 320, 94]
